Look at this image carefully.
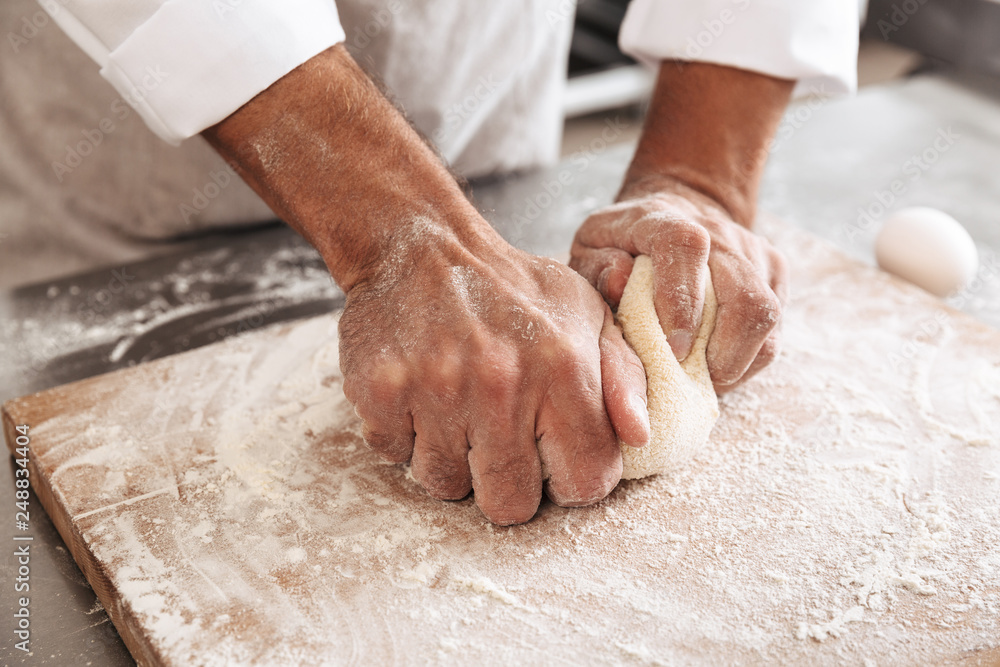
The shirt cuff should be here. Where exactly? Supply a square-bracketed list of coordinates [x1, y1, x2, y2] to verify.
[619, 0, 859, 96]
[98, 0, 345, 144]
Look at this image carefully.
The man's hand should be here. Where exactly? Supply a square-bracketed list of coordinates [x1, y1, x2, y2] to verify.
[571, 62, 795, 392]
[340, 224, 650, 525]
[571, 176, 787, 392]
[202, 46, 649, 524]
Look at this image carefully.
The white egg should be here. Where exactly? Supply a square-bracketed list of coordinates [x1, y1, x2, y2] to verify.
[875, 207, 979, 297]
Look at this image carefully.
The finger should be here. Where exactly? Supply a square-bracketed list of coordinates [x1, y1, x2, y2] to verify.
[650, 221, 712, 360]
[464, 349, 541, 525]
[410, 415, 472, 500]
[768, 248, 790, 305]
[714, 244, 785, 391]
[598, 307, 649, 448]
[406, 339, 473, 498]
[536, 351, 621, 508]
[572, 202, 649, 252]
[467, 416, 542, 525]
[714, 327, 782, 394]
[343, 359, 415, 464]
[357, 412, 415, 464]
[706, 253, 782, 388]
[569, 244, 635, 307]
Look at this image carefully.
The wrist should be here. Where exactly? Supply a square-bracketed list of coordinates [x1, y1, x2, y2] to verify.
[203, 45, 490, 293]
[328, 201, 502, 294]
[618, 169, 751, 228]
[622, 61, 794, 228]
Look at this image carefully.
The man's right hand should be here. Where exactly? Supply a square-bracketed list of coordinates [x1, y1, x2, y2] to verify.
[339, 219, 650, 525]
[202, 45, 649, 524]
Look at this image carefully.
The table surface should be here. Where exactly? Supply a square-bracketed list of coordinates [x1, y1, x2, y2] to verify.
[2, 69, 999, 665]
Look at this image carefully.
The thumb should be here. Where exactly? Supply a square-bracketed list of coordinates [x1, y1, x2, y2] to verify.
[598, 306, 650, 448]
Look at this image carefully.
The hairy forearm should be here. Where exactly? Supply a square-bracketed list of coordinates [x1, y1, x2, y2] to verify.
[202, 44, 483, 291]
[623, 62, 794, 227]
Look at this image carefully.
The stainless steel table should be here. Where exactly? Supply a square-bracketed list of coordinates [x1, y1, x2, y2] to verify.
[3, 70, 999, 665]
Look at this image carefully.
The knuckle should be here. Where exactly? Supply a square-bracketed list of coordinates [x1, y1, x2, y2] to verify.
[552, 355, 599, 398]
[342, 358, 409, 418]
[659, 281, 701, 320]
[755, 332, 782, 367]
[413, 446, 471, 500]
[361, 424, 413, 463]
[544, 433, 621, 507]
[477, 450, 536, 488]
[739, 290, 782, 334]
[665, 219, 711, 254]
[424, 351, 463, 399]
[537, 333, 582, 368]
[473, 346, 521, 403]
[474, 470, 541, 526]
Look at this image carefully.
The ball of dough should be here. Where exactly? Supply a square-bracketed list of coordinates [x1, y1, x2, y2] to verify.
[614, 255, 720, 480]
[875, 207, 979, 298]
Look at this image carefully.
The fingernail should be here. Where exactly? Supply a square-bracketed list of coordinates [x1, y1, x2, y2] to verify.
[630, 394, 650, 444]
[668, 331, 693, 360]
[597, 266, 611, 295]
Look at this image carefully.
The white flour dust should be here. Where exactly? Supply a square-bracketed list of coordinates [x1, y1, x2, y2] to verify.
[21, 224, 1000, 665]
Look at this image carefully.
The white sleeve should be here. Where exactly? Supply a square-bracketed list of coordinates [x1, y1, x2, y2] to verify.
[41, 0, 346, 145]
[619, 0, 859, 96]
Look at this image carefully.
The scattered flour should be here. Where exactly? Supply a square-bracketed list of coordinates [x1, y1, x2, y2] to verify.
[19, 223, 1000, 665]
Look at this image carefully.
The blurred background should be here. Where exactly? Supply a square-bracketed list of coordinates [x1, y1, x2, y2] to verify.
[561, 0, 999, 154]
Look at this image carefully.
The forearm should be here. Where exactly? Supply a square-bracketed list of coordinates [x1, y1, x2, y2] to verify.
[623, 62, 794, 227]
[202, 44, 484, 291]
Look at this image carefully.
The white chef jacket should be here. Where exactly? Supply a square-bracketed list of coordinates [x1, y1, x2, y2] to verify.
[46, 0, 859, 146]
[1, 0, 859, 287]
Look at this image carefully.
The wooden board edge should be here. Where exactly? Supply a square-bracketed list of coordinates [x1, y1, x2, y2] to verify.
[3, 404, 163, 667]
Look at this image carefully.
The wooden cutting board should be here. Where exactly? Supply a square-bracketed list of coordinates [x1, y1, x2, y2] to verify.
[5, 220, 1000, 666]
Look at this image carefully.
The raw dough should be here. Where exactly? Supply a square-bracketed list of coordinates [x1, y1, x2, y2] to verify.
[615, 255, 720, 479]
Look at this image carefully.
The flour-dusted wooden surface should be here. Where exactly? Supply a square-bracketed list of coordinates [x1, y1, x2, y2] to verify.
[4, 221, 1000, 666]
